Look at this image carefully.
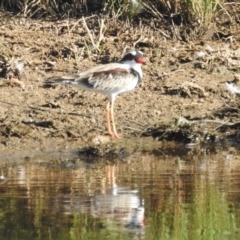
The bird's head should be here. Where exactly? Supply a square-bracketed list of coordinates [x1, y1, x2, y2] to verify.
[121, 50, 145, 65]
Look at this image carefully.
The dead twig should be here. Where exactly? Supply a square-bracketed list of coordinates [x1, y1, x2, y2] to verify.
[133, 24, 144, 47]
[82, 16, 96, 49]
[214, 120, 230, 130]
[161, 68, 184, 78]
[124, 126, 142, 132]
[69, 15, 96, 34]
[81, 17, 105, 51]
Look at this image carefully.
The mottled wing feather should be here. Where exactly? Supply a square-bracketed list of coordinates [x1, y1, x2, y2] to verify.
[77, 63, 127, 76]
[45, 63, 136, 92]
[75, 65, 137, 92]
[86, 71, 136, 91]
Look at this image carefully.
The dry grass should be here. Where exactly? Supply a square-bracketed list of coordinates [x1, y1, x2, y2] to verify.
[0, 1, 238, 44]
[0, 0, 227, 25]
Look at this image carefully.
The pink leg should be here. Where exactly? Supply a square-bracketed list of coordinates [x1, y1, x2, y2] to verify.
[110, 100, 120, 139]
[105, 101, 114, 137]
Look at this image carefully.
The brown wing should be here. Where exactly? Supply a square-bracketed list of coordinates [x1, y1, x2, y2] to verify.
[77, 67, 138, 92]
[45, 63, 138, 92]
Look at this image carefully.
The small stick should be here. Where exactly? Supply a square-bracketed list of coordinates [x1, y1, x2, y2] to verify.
[133, 25, 144, 47]
[161, 68, 184, 78]
[96, 19, 105, 49]
[69, 15, 97, 34]
[82, 16, 96, 49]
[214, 120, 230, 130]
[124, 126, 142, 132]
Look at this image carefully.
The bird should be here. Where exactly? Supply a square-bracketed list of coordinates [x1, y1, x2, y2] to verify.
[45, 50, 145, 138]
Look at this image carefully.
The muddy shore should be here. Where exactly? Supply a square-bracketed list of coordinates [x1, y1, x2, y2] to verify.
[0, 11, 240, 155]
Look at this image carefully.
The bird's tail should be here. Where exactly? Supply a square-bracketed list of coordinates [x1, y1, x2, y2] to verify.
[44, 75, 77, 85]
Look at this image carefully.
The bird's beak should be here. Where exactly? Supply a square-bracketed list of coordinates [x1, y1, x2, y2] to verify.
[137, 58, 145, 64]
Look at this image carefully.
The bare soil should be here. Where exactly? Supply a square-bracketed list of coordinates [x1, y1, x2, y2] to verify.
[0, 10, 240, 154]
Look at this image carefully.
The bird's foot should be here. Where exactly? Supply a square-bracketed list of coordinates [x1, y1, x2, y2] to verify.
[108, 130, 120, 139]
[112, 132, 120, 139]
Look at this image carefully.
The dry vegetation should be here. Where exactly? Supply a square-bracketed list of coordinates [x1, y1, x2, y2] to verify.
[0, 0, 234, 24]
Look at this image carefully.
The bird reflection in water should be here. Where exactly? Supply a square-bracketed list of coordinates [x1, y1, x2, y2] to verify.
[58, 165, 145, 232]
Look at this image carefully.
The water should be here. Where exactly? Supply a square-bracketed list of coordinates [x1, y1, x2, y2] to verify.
[0, 146, 240, 240]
